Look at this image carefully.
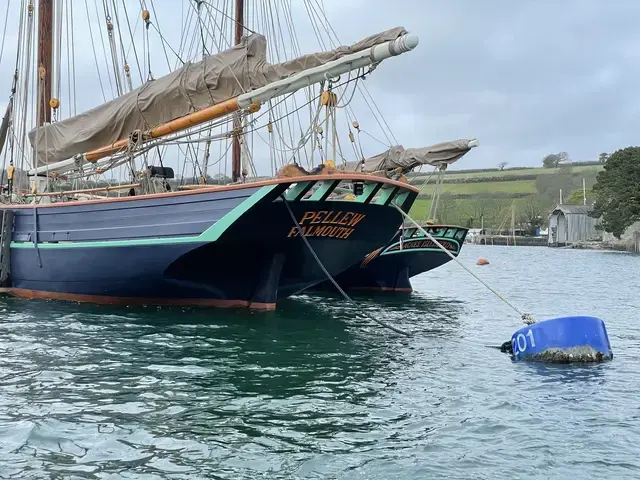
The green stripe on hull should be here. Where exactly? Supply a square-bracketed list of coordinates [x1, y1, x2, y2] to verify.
[11, 184, 278, 249]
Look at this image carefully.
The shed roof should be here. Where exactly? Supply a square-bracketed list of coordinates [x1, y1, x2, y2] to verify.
[550, 204, 593, 215]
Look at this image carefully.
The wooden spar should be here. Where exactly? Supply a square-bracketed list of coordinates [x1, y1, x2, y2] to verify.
[37, 0, 53, 126]
[231, 0, 244, 182]
[234, 0, 244, 46]
[84, 97, 241, 163]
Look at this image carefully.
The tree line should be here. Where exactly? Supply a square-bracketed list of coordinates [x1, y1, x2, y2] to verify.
[540, 148, 638, 238]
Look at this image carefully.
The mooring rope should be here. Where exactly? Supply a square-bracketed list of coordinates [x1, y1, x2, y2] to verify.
[281, 195, 411, 336]
[392, 203, 535, 326]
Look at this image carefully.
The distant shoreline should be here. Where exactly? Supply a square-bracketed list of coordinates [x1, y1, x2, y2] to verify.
[465, 237, 638, 253]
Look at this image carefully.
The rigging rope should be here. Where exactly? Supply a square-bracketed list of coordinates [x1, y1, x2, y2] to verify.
[92, 0, 116, 97]
[281, 195, 410, 336]
[103, 0, 123, 96]
[193, 0, 210, 57]
[17, 2, 34, 176]
[110, 0, 133, 91]
[428, 167, 445, 222]
[84, 0, 107, 102]
[392, 203, 535, 326]
[69, 0, 77, 115]
[309, 0, 398, 145]
[120, 0, 143, 84]
[0, 0, 10, 69]
[54, 0, 64, 109]
[148, 0, 174, 67]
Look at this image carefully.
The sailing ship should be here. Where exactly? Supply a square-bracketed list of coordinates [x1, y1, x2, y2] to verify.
[0, 1, 422, 309]
[313, 138, 478, 293]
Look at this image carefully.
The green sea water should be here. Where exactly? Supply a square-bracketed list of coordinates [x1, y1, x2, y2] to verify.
[1, 245, 639, 479]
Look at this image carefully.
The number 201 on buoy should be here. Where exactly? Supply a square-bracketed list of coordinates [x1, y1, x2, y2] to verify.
[511, 329, 536, 356]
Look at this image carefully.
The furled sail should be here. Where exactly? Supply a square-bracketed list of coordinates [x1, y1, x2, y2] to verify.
[28, 27, 408, 165]
[341, 139, 478, 173]
[0, 98, 12, 159]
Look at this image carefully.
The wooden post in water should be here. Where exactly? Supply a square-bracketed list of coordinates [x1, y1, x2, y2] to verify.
[37, 0, 53, 126]
[231, 0, 245, 182]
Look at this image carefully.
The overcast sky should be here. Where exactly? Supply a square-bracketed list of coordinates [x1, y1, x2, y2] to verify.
[325, 0, 640, 169]
[1, 0, 639, 172]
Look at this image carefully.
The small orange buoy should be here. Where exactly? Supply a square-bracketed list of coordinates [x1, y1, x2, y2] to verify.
[476, 258, 489, 265]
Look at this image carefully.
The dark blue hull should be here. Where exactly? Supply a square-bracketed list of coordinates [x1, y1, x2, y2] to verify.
[1, 176, 418, 309]
[314, 225, 468, 293]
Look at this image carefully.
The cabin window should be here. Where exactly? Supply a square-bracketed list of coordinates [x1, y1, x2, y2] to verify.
[403, 229, 414, 239]
[445, 228, 457, 238]
[454, 229, 466, 241]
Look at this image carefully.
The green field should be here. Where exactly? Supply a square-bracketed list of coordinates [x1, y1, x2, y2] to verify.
[406, 163, 603, 230]
[410, 164, 602, 182]
[410, 197, 524, 226]
[419, 179, 537, 196]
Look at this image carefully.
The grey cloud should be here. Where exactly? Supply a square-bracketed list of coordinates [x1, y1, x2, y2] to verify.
[323, 0, 640, 167]
[2, 0, 639, 172]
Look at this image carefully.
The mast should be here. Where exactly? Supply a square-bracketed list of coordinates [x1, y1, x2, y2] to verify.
[37, 0, 53, 126]
[231, 0, 244, 182]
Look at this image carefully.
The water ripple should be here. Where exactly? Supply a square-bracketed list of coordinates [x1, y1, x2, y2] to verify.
[0, 245, 639, 478]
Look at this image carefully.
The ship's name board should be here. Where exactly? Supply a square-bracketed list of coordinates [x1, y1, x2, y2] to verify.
[386, 239, 457, 252]
[287, 210, 367, 239]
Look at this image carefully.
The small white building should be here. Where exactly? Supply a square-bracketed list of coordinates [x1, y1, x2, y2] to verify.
[548, 204, 600, 246]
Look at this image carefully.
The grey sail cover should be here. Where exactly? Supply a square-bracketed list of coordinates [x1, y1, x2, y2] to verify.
[341, 139, 476, 173]
[28, 27, 408, 165]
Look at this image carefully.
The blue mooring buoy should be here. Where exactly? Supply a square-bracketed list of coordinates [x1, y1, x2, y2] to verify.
[510, 316, 613, 363]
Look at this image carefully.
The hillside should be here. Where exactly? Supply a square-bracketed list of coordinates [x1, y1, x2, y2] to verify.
[407, 162, 604, 231]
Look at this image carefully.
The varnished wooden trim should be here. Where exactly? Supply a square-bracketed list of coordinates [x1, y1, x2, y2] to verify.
[0, 288, 276, 310]
[4, 174, 418, 210]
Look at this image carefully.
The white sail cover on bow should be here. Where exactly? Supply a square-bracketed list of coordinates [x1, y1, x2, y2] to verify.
[341, 139, 478, 173]
[28, 27, 408, 165]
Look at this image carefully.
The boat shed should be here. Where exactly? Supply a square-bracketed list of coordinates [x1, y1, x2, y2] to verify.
[548, 204, 599, 246]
